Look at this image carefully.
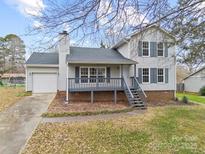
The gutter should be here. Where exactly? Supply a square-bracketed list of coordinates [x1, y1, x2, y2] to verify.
[26, 64, 59, 67]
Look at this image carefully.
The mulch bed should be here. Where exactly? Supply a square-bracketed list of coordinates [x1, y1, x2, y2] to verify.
[47, 94, 129, 113]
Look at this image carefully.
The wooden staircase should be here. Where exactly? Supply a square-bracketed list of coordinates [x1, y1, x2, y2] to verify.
[124, 88, 146, 108]
[123, 77, 147, 109]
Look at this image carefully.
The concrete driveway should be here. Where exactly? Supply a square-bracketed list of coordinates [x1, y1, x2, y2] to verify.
[0, 93, 55, 154]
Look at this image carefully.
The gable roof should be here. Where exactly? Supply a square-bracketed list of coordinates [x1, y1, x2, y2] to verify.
[183, 66, 205, 80]
[67, 47, 137, 64]
[112, 25, 176, 49]
[26, 47, 137, 66]
[26, 52, 59, 65]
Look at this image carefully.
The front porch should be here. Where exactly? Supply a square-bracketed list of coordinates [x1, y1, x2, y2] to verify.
[65, 64, 146, 107]
[66, 63, 137, 104]
[65, 48, 146, 107]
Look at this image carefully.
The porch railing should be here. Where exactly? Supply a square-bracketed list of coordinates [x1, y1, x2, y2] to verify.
[131, 77, 147, 104]
[68, 78, 123, 91]
[122, 77, 134, 105]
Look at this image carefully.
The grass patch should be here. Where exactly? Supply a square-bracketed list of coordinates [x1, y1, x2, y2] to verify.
[42, 107, 134, 117]
[177, 92, 205, 104]
[0, 87, 31, 112]
[23, 105, 205, 153]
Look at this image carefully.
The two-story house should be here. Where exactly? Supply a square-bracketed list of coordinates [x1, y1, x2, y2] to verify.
[25, 25, 176, 108]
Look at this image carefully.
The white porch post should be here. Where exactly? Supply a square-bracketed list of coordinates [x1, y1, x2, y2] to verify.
[66, 63, 69, 103]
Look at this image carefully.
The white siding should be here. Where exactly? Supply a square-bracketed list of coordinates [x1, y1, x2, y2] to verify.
[26, 67, 59, 91]
[117, 27, 176, 91]
[117, 43, 130, 59]
[68, 64, 121, 78]
[184, 70, 205, 92]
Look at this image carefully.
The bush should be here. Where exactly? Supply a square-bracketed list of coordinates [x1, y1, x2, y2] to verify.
[199, 86, 205, 96]
[182, 96, 188, 104]
[175, 97, 179, 102]
[0, 80, 3, 86]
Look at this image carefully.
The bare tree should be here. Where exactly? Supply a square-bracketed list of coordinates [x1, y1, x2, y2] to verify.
[28, 0, 204, 44]
[27, 0, 205, 70]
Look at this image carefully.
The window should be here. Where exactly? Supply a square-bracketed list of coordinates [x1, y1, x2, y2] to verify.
[157, 68, 164, 83]
[142, 42, 149, 56]
[80, 67, 106, 83]
[157, 42, 164, 56]
[98, 68, 106, 82]
[142, 68, 149, 83]
[80, 68, 88, 83]
[90, 68, 97, 83]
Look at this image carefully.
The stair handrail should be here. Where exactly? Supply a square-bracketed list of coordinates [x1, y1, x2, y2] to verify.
[133, 77, 147, 98]
[122, 77, 134, 99]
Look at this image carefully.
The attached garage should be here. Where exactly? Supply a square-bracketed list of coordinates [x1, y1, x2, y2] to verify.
[32, 73, 58, 93]
[25, 52, 59, 93]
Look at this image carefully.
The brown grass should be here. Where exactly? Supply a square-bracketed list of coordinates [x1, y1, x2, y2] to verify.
[0, 87, 31, 112]
[23, 105, 205, 154]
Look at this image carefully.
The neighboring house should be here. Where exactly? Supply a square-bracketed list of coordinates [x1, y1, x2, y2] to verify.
[183, 67, 205, 93]
[0, 73, 25, 84]
[25, 25, 176, 107]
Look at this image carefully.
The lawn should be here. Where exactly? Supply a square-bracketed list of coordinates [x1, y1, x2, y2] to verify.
[177, 92, 205, 104]
[22, 105, 205, 154]
[0, 86, 31, 112]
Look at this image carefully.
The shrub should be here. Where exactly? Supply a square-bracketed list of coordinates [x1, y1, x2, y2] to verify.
[0, 80, 3, 86]
[175, 97, 179, 102]
[199, 86, 205, 96]
[182, 96, 188, 104]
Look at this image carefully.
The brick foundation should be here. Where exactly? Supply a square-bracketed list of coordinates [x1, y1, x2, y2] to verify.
[57, 90, 175, 104]
[57, 91, 128, 104]
[145, 90, 175, 102]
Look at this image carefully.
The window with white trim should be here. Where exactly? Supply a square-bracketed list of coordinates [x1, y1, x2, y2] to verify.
[142, 68, 149, 83]
[90, 68, 97, 83]
[80, 68, 88, 83]
[98, 68, 106, 82]
[157, 68, 164, 83]
[80, 67, 106, 83]
[157, 42, 164, 56]
[142, 41, 149, 56]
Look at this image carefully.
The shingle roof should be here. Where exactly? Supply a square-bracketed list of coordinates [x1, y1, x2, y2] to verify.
[26, 52, 59, 65]
[67, 47, 137, 64]
[26, 47, 137, 65]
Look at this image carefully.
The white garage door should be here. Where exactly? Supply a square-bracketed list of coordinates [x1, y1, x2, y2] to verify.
[33, 73, 57, 93]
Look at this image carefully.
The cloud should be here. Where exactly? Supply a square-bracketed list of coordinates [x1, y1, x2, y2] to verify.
[33, 20, 44, 29]
[97, 0, 112, 25]
[6, 0, 45, 16]
[97, 1, 148, 33]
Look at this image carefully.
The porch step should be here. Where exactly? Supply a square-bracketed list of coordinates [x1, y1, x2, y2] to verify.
[124, 88, 145, 109]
